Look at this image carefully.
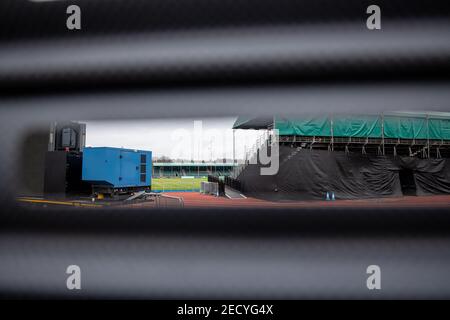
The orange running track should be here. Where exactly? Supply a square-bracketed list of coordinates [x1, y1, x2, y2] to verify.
[164, 192, 450, 209]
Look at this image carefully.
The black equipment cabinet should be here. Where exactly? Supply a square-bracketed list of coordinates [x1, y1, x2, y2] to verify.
[43, 151, 88, 198]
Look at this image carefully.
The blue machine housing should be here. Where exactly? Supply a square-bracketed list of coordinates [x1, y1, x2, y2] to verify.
[82, 147, 152, 189]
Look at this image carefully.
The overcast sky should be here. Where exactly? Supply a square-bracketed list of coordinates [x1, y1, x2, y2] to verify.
[84, 117, 262, 161]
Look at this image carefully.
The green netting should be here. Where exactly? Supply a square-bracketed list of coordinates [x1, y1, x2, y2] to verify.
[275, 116, 330, 136]
[429, 118, 450, 140]
[333, 115, 381, 138]
[383, 116, 427, 139]
[274, 114, 450, 140]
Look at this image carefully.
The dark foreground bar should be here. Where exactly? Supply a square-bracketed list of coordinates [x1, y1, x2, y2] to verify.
[1, 206, 450, 299]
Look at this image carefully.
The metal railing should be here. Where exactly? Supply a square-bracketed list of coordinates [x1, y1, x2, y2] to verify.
[126, 192, 185, 208]
[154, 193, 184, 208]
[232, 130, 275, 178]
[200, 181, 220, 196]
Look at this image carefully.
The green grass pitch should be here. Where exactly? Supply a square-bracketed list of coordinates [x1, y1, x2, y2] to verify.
[151, 177, 207, 191]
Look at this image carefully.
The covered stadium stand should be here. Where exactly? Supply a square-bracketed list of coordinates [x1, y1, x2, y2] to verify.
[232, 112, 450, 200]
[152, 162, 236, 178]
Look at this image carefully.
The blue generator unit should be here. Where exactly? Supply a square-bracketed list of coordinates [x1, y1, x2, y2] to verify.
[82, 147, 152, 196]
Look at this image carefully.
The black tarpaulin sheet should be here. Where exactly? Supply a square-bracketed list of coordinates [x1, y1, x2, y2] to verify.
[238, 147, 450, 200]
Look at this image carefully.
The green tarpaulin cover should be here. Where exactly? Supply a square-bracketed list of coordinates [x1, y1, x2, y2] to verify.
[272, 112, 450, 140]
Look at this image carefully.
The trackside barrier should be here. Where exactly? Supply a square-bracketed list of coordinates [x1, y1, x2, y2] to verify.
[155, 194, 185, 208]
[200, 181, 220, 196]
[210, 182, 219, 196]
[207, 175, 225, 195]
[200, 181, 210, 194]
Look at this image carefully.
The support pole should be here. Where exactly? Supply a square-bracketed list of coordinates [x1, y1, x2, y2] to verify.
[381, 113, 385, 156]
[426, 114, 430, 159]
[330, 114, 334, 152]
[233, 129, 236, 164]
